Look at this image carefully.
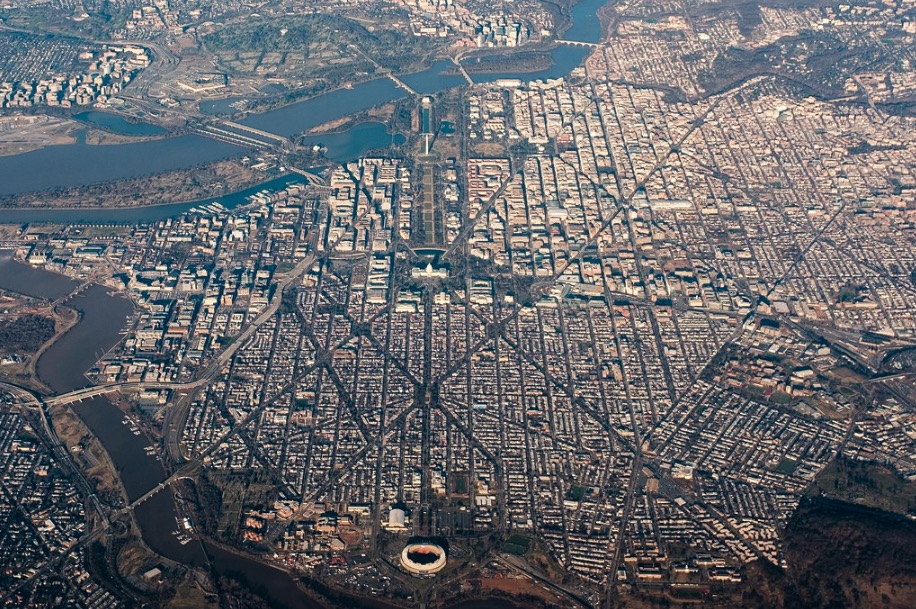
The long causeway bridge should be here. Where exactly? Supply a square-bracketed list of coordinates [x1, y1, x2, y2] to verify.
[194, 120, 291, 149]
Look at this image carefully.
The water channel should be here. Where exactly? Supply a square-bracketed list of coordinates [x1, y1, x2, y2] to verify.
[0, 0, 603, 202]
[0, 173, 306, 225]
[2, 211, 535, 609]
[0, 1, 607, 604]
[0, 254, 206, 565]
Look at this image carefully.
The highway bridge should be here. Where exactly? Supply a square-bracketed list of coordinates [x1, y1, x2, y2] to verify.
[347, 43, 418, 95]
[288, 166, 328, 186]
[222, 121, 290, 145]
[450, 57, 474, 85]
[2, 251, 323, 521]
[123, 479, 172, 511]
[194, 126, 271, 149]
[194, 122, 291, 150]
[387, 73, 418, 95]
[50, 281, 92, 307]
[191, 116, 293, 150]
[44, 380, 209, 407]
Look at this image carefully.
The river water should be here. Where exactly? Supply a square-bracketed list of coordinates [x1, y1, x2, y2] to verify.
[0, 254, 206, 565]
[303, 122, 407, 163]
[0, 259, 375, 607]
[0, 0, 602, 201]
[39, 287, 204, 565]
[73, 112, 168, 136]
[0, 253, 78, 297]
[0, 173, 306, 225]
[1, 256, 397, 604]
[0, 135, 240, 197]
[0, 1, 606, 605]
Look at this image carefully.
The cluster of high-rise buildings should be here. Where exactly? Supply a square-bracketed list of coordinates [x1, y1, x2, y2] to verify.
[0, 46, 150, 108]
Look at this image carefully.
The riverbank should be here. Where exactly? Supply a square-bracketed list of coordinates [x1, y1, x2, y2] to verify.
[73, 111, 170, 137]
[49, 401, 128, 508]
[21, 302, 79, 394]
[0, 26, 593, 199]
[0, 105, 184, 157]
[306, 101, 398, 135]
[82, 128, 168, 146]
[0, 131, 78, 157]
[458, 51, 554, 75]
[202, 537, 537, 609]
[0, 173, 309, 224]
[0, 2, 611, 606]
[0, 114, 80, 157]
[0, 158, 267, 211]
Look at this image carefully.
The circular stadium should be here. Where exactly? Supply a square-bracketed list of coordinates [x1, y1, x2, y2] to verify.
[400, 542, 447, 576]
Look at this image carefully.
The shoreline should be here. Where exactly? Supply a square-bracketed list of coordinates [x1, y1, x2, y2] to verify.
[0, 171, 302, 214]
[0, 0, 603, 171]
[0, 133, 78, 158]
[0, 4, 610, 607]
[201, 36, 571, 118]
[205, 536, 538, 609]
[307, 119, 391, 138]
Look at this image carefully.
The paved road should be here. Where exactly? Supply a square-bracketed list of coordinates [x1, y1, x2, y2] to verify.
[0, 381, 113, 603]
[161, 251, 319, 460]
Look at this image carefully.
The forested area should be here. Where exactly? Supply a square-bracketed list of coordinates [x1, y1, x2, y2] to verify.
[0, 314, 56, 353]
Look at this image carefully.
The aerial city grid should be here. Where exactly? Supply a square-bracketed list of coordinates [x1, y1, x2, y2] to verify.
[0, 0, 914, 607]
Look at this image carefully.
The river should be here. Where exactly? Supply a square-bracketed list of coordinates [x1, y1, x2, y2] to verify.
[0, 134, 240, 197]
[0, 0, 603, 200]
[0, 1, 606, 605]
[0, 253, 78, 297]
[0, 257, 383, 607]
[74, 112, 168, 136]
[0, 160, 576, 608]
[564, 0, 607, 43]
[0, 173, 306, 225]
[0, 253, 206, 565]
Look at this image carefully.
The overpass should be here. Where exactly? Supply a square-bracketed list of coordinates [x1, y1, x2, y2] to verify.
[0, 381, 109, 530]
[6, 251, 323, 517]
[288, 166, 328, 186]
[862, 370, 916, 384]
[160, 251, 321, 459]
[44, 379, 210, 407]
[0, 381, 40, 407]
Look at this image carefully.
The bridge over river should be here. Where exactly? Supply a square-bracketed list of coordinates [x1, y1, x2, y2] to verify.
[194, 119, 291, 149]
